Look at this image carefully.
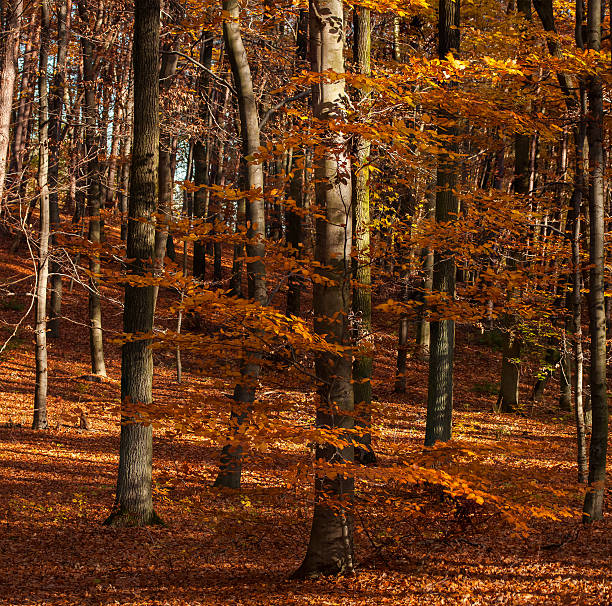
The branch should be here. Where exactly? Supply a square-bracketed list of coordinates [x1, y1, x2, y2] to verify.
[259, 90, 310, 130]
[168, 50, 237, 96]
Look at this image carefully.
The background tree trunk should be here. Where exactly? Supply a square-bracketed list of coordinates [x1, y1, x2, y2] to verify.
[352, 7, 375, 466]
[214, 0, 266, 490]
[0, 0, 23, 207]
[79, 0, 106, 377]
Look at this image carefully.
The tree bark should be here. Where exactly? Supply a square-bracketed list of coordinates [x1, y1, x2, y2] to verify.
[351, 7, 375, 466]
[582, 0, 607, 522]
[47, 0, 71, 339]
[294, 0, 354, 578]
[214, 0, 266, 489]
[33, 0, 50, 431]
[105, 0, 161, 528]
[79, 0, 106, 377]
[425, 0, 460, 446]
[0, 0, 23, 208]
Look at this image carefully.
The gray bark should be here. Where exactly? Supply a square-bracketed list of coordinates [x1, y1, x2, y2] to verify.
[105, 0, 162, 528]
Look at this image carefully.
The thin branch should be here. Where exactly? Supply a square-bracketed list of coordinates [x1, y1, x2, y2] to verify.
[259, 90, 310, 130]
[168, 50, 237, 96]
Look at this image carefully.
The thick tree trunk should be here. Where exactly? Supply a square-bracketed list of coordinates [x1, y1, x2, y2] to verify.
[582, 0, 607, 522]
[105, 0, 161, 528]
[33, 0, 50, 431]
[214, 0, 266, 489]
[294, 0, 354, 578]
[0, 0, 23, 208]
[424, 0, 460, 446]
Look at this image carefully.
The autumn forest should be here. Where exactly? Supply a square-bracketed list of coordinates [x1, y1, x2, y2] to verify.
[0, 0, 611, 603]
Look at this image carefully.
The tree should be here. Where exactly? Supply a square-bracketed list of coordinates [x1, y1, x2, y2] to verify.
[582, 0, 607, 523]
[0, 0, 23, 207]
[105, 0, 161, 527]
[33, 0, 50, 431]
[214, 0, 267, 489]
[294, 0, 354, 578]
[424, 0, 460, 446]
[78, 0, 106, 377]
[352, 6, 375, 465]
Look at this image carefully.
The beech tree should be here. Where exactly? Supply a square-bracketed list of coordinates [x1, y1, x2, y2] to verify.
[424, 0, 460, 446]
[105, 0, 161, 527]
[582, 0, 607, 523]
[295, 0, 354, 578]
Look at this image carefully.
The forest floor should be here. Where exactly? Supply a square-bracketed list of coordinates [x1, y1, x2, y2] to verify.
[0, 229, 611, 606]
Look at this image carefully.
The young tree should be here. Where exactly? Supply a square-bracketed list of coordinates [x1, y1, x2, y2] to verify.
[105, 0, 161, 527]
[294, 0, 354, 578]
[78, 0, 106, 377]
[352, 7, 375, 465]
[214, 0, 267, 489]
[33, 0, 50, 431]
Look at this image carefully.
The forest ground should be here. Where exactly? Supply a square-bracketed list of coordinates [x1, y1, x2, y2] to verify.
[0, 230, 611, 606]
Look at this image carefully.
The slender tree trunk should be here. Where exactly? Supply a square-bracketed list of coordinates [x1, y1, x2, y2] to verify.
[425, 0, 460, 446]
[294, 0, 354, 578]
[214, 0, 266, 489]
[105, 0, 162, 528]
[7, 32, 37, 200]
[33, 0, 50, 431]
[416, 186, 435, 356]
[0, 0, 23, 208]
[582, 0, 607, 522]
[120, 89, 133, 242]
[571, 87, 588, 484]
[152, 38, 179, 312]
[79, 0, 106, 376]
[192, 33, 213, 280]
[498, 0, 532, 413]
[48, 0, 70, 339]
[351, 7, 375, 465]
[286, 148, 305, 316]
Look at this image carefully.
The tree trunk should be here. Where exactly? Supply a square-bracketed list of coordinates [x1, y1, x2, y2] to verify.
[294, 0, 354, 578]
[192, 33, 213, 281]
[351, 7, 375, 466]
[425, 0, 460, 446]
[48, 0, 70, 339]
[571, 88, 588, 484]
[105, 0, 161, 528]
[79, 0, 106, 377]
[33, 0, 50, 431]
[286, 148, 305, 316]
[0, 0, 23, 208]
[416, 186, 435, 357]
[214, 0, 266, 489]
[582, 0, 607, 522]
[153, 38, 179, 312]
